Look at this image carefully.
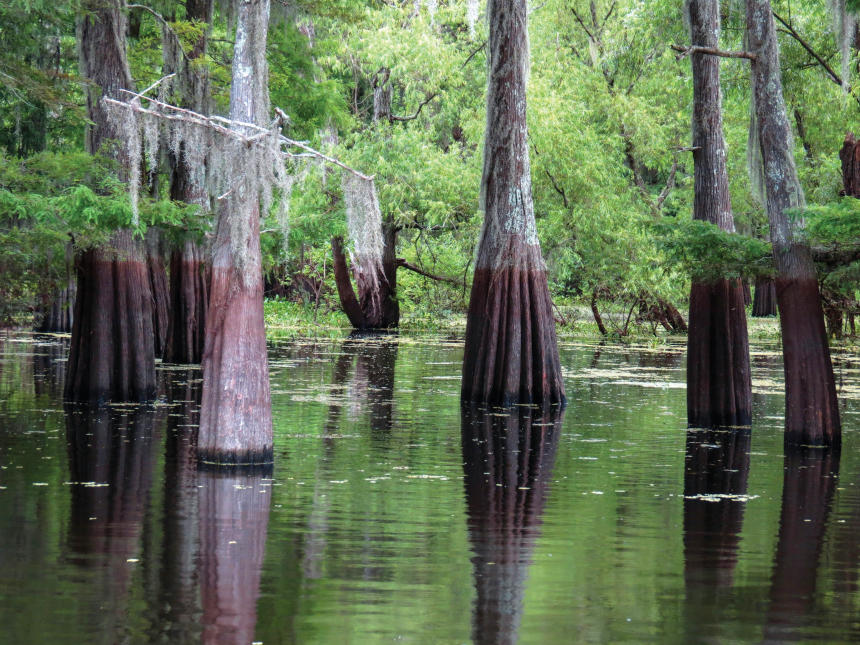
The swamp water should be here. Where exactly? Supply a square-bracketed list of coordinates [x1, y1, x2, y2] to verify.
[1, 332, 860, 644]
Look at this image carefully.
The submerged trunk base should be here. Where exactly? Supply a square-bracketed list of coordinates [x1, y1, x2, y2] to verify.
[462, 261, 565, 407]
[687, 280, 752, 429]
[777, 277, 841, 447]
[65, 230, 156, 404]
[198, 265, 273, 467]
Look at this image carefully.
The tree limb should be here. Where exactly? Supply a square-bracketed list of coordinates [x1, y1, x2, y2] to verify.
[127, 4, 190, 64]
[671, 44, 756, 61]
[771, 11, 846, 92]
[395, 259, 460, 285]
[390, 92, 438, 122]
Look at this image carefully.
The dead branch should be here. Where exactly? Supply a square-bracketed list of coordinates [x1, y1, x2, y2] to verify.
[395, 259, 460, 285]
[671, 44, 756, 61]
[390, 92, 438, 122]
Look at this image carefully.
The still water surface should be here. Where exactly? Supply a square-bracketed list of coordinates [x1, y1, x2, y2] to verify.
[1, 332, 860, 644]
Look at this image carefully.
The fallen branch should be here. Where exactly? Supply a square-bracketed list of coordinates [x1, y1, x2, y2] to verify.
[671, 44, 756, 61]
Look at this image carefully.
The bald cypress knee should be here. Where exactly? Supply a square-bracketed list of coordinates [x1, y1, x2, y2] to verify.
[685, 0, 751, 428]
[746, 0, 840, 446]
[198, 0, 273, 466]
[461, 0, 565, 406]
[65, 0, 156, 404]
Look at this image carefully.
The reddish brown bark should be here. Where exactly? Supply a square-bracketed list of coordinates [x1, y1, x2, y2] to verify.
[461, 405, 562, 645]
[742, 280, 752, 306]
[146, 230, 170, 358]
[685, 0, 751, 429]
[330, 223, 399, 330]
[590, 288, 608, 336]
[777, 278, 841, 446]
[198, 469, 271, 645]
[165, 240, 209, 364]
[764, 447, 840, 641]
[687, 281, 752, 427]
[840, 132, 860, 197]
[197, 0, 273, 467]
[747, 0, 840, 445]
[462, 0, 564, 406]
[66, 0, 156, 403]
[65, 230, 157, 403]
[752, 277, 777, 316]
[36, 242, 76, 332]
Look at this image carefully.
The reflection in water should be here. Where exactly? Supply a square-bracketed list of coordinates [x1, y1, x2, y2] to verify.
[683, 428, 751, 586]
[198, 467, 272, 645]
[156, 369, 203, 642]
[64, 405, 160, 643]
[461, 405, 563, 645]
[683, 428, 750, 639]
[764, 448, 840, 643]
[32, 336, 67, 398]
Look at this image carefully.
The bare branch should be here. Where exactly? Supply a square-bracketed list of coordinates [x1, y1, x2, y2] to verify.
[772, 11, 854, 101]
[390, 92, 438, 122]
[127, 4, 190, 63]
[395, 259, 460, 285]
[671, 44, 756, 61]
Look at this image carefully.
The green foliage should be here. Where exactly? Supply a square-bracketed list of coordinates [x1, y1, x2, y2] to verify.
[653, 219, 774, 282]
[797, 198, 860, 245]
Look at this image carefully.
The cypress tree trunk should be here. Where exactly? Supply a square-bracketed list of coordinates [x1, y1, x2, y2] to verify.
[330, 223, 399, 330]
[746, 0, 841, 446]
[66, 0, 156, 404]
[840, 132, 860, 196]
[752, 277, 777, 316]
[685, 0, 751, 428]
[198, 0, 273, 467]
[146, 229, 170, 358]
[461, 0, 565, 406]
[36, 243, 76, 333]
[164, 0, 212, 364]
[165, 240, 209, 363]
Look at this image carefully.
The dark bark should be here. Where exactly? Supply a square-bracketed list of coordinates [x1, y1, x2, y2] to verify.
[198, 469, 271, 645]
[687, 281, 752, 427]
[742, 279, 752, 306]
[164, 0, 211, 365]
[839, 133, 860, 198]
[146, 229, 170, 358]
[65, 230, 157, 403]
[591, 288, 608, 336]
[658, 296, 688, 332]
[36, 243, 76, 333]
[685, 0, 751, 429]
[67, 0, 156, 403]
[764, 447, 840, 641]
[752, 277, 777, 316]
[330, 224, 399, 330]
[462, 0, 565, 406]
[198, 0, 273, 467]
[747, 0, 840, 446]
[164, 240, 209, 363]
[461, 405, 562, 645]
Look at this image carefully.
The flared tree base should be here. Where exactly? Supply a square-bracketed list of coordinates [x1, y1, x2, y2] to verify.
[462, 259, 565, 407]
[198, 265, 273, 467]
[777, 278, 841, 447]
[64, 230, 156, 404]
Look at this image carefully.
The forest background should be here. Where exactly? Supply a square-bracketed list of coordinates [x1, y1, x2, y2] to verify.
[2, 0, 859, 338]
